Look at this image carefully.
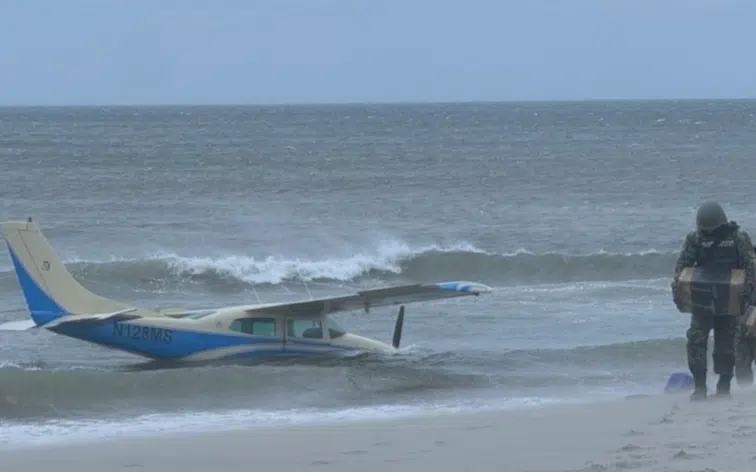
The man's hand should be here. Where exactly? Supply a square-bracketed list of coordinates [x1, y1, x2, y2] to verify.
[671, 280, 685, 312]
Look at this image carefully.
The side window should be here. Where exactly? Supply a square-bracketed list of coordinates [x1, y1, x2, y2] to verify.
[229, 318, 277, 336]
[287, 319, 324, 339]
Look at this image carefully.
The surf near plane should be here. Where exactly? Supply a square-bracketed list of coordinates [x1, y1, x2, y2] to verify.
[0, 218, 493, 362]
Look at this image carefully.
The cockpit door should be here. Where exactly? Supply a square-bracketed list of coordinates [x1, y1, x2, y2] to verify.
[283, 316, 331, 354]
[227, 315, 284, 355]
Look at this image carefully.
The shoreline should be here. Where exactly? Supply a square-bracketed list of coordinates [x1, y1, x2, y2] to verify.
[0, 395, 578, 451]
[4, 388, 756, 472]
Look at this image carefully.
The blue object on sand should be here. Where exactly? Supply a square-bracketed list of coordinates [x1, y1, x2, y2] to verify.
[664, 371, 694, 393]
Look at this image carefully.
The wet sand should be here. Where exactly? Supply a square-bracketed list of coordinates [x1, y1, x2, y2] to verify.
[4, 388, 756, 472]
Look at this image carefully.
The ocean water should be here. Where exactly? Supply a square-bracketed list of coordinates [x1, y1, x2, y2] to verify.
[2, 100, 756, 448]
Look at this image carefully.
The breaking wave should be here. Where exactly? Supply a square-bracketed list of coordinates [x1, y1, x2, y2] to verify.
[0, 241, 677, 292]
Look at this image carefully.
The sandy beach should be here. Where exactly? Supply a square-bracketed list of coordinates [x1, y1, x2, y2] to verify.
[3, 387, 756, 472]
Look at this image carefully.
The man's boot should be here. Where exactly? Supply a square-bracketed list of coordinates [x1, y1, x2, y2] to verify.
[715, 374, 732, 398]
[690, 369, 707, 401]
[735, 364, 753, 387]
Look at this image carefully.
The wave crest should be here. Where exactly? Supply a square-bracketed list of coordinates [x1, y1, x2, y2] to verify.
[0, 240, 677, 291]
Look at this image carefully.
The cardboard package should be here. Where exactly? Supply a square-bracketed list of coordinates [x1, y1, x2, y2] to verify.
[676, 267, 745, 316]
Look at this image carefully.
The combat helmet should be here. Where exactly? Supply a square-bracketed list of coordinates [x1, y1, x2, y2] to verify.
[696, 201, 728, 232]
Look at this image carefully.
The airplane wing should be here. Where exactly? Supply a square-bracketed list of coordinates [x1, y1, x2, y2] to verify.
[245, 280, 493, 317]
[0, 281, 493, 330]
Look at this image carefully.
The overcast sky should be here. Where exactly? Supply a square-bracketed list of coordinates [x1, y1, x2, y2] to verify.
[0, 0, 754, 105]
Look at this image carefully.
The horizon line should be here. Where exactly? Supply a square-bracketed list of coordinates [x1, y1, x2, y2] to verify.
[2, 96, 756, 108]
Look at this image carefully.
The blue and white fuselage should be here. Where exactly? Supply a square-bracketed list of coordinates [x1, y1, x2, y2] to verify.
[0, 219, 493, 362]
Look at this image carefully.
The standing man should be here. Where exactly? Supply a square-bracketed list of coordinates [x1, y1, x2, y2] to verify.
[671, 201, 756, 401]
[734, 244, 756, 386]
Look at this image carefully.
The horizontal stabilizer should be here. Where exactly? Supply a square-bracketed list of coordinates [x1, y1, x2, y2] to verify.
[0, 319, 38, 331]
[0, 308, 141, 332]
[40, 308, 141, 329]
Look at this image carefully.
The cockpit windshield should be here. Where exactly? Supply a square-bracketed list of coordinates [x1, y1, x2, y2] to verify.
[327, 316, 347, 338]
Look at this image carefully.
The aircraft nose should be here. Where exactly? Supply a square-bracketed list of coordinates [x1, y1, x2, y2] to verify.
[436, 281, 493, 294]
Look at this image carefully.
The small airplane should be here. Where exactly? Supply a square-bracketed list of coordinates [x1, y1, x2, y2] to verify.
[0, 218, 493, 362]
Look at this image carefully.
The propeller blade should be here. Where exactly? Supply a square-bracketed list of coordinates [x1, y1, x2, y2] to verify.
[392, 305, 405, 349]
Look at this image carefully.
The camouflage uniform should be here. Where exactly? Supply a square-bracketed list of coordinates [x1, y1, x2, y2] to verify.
[672, 214, 756, 400]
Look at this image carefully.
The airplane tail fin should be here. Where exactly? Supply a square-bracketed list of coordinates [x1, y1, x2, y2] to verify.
[1, 219, 133, 326]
